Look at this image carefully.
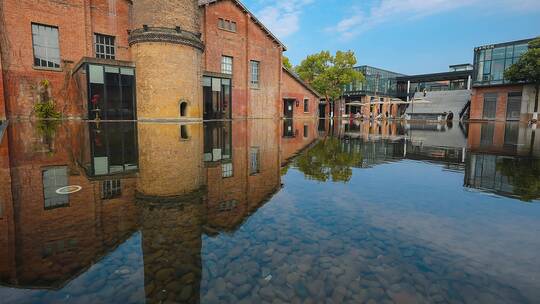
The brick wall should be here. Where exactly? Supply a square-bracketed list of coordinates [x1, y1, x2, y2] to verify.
[0, 0, 131, 119]
[201, 0, 283, 119]
[281, 69, 320, 119]
[280, 120, 318, 165]
[470, 85, 524, 122]
[3, 121, 139, 286]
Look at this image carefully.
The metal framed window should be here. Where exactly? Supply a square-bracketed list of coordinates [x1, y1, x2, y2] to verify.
[304, 99, 309, 112]
[101, 180, 121, 199]
[506, 92, 522, 121]
[32, 23, 60, 68]
[250, 147, 260, 175]
[94, 33, 116, 59]
[221, 56, 233, 75]
[482, 93, 498, 120]
[250, 61, 260, 88]
[43, 167, 69, 209]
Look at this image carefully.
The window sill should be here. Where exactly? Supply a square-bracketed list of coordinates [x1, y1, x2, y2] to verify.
[250, 86, 260, 90]
[218, 28, 237, 34]
[33, 66, 63, 72]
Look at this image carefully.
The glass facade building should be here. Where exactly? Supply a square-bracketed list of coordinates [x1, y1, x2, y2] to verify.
[344, 66, 403, 97]
[473, 39, 530, 86]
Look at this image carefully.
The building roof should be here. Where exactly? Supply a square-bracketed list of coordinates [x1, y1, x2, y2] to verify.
[282, 67, 322, 98]
[355, 65, 405, 77]
[396, 70, 472, 83]
[474, 37, 535, 50]
[199, 0, 287, 51]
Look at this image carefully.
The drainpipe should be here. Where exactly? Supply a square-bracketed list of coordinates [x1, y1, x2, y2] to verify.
[467, 75, 471, 90]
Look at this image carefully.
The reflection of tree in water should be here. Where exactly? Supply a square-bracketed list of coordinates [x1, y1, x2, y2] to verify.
[497, 158, 540, 202]
[294, 138, 362, 182]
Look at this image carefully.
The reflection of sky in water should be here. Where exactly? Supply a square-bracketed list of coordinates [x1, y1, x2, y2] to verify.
[202, 160, 540, 303]
[2, 232, 144, 304]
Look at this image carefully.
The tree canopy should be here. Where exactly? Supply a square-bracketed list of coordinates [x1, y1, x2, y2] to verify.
[295, 50, 364, 101]
[282, 56, 293, 70]
[294, 138, 363, 183]
[504, 37, 540, 111]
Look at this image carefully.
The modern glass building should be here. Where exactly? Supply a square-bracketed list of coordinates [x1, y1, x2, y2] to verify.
[473, 39, 530, 87]
[344, 66, 403, 97]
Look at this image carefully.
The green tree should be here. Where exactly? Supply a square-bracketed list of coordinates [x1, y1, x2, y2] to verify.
[294, 138, 363, 183]
[296, 50, 364, 102]
[283, 56, 293, 70]
[504, 37, 540, 114]
[497, 157, 540, 202]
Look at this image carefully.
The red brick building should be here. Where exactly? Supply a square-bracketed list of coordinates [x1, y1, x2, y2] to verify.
[281, 67, 323, 120]
[470, 38, 537, 122]
[0, 0, 317, 121]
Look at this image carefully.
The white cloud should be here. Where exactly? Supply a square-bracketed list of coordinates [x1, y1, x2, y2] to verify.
[328, 0, 540, 40]
[255, 0, 314, 39]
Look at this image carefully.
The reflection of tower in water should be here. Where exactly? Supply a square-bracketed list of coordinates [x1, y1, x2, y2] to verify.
[136, 123, 205, 303]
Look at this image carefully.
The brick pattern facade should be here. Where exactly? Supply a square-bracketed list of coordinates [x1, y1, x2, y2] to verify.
[0, 0, 131, 119]
[281, 68, 321, 119]
[201, 0, 284, 119]
[470, 85, 524, 122]
[0, 0, 316, 120]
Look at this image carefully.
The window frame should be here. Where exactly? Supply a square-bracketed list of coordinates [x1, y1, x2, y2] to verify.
[218, 18, 237, 33]
[101, 179, 122, 200]
[221, 55, 233, 75]
[42, 166, 69, 210]
[303, 98, 309, 113]
[249, 146, 260, 175]
[94, 33, 116, 60]
[31, 22, 61, 70]
[482, 93, 498, 120]
[250, 60, 260, 88]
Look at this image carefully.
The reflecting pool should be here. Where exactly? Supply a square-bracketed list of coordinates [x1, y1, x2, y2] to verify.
[0, 119, 539, 303]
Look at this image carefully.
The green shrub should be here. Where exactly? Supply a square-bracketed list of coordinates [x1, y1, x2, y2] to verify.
[34, 79, 61, 119]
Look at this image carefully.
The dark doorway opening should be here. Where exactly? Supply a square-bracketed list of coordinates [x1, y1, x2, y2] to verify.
[319, 103, 326, 118]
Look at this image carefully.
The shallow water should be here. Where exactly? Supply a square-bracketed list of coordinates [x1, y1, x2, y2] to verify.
[0, 119, 539, 303]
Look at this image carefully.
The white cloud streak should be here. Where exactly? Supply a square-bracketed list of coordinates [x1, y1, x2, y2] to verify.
[256, 0, 314, 39]
[328, 0, 540, 40]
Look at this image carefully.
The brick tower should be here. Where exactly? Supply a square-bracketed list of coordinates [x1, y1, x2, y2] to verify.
[129, 0, 204, 120]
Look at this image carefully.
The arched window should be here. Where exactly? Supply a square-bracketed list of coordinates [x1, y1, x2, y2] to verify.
[180, 101, 188, 117]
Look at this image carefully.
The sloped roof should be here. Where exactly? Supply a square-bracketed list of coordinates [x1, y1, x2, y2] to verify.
[199, 0, 287, 51]
[283, 67, 322, 98]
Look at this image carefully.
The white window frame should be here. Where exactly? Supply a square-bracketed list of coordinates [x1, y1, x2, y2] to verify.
[31, 23, 61, 69]
[221, 56, 233, 75]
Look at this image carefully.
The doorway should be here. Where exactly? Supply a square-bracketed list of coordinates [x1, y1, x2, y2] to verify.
[319, 103, 326, 118]
[284, 99, 294, 119]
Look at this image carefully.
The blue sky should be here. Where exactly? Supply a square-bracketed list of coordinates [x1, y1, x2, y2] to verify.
[243, 0, 540, 75]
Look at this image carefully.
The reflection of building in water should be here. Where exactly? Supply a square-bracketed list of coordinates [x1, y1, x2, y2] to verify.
[466, 122, 540, 201]
[468, 122, 540, 157]
[78, 122, 139, 177]
[205, 120, 281, 232]
[404, 122, 468, 170]
[0, 122, 139, 288]
[281, 120, 318, 166]
[335, 121, 468, 170]
[135, 123, 205, 303]
[0, 120, 307, 302]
